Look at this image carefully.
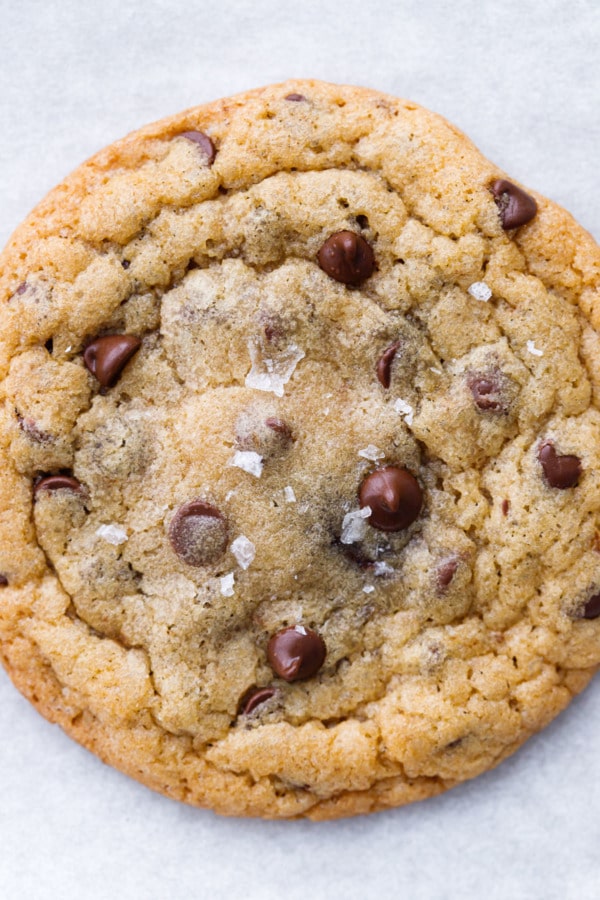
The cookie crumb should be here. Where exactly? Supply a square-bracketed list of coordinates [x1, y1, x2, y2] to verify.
[220, 573, 235, 597]
[358, 444, 385, 461]
[468, 281, 492, 302]
[394, 397, 414, 426]
[526, 339, 544, 357]
[231, 535, 256, 570]
[229, 450, 264, 477]
[95, 524, 128, 546]
[340, 506, 372, 544]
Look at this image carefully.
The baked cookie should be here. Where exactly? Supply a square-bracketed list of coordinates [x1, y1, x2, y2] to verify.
[1, 80, 600, 820]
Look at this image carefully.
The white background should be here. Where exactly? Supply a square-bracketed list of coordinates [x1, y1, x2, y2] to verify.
[1, 1, 600, 897]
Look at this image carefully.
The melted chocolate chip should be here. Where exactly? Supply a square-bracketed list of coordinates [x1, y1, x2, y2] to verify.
[538, 442, 581, 489]
[437, 557, 459, 591]
[179, 131, 217, 166]
[376, 341, 401, 389]
[467, 372, 505, 412]
[490, 179, 538, 229]
[267, 626, 326, 682]
[0, 575, 8, 586]
[169, 500, 229, 567]
[579, 593, 600, 620]
[285, 93, 305, 102]
[83, 335, 141, 387]
[317, 231, 375, 286]
[359, 466, 423, 532]
[240, 686, 277, 715]
[34, 475, 84, 496]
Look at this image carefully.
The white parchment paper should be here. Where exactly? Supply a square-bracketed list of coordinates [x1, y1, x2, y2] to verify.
[1, 1, 600, 897]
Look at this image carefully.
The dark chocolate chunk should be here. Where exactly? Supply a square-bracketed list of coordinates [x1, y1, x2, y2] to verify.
[169, 500, 228, 567]
[317, 231, 375, 286]
[490, 179, 537, 229]
[538, 441, 581, 489]
[359, 466, 423, 532]
[376, 341, 401, 389]
[0, 575, 8, 586]
[467, 372, 505, 412]
[579, 592, 600, 620]
[179, 131, 217, 166]
[437, 556, 459, 591]
[83, 335, 141, 387]
[267, 626, 326, 682]
[240, 686, 277, 715]
[34, 475, 84, 496]
[285, 93, 305, 102]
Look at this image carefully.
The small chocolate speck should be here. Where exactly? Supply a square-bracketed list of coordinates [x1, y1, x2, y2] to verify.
[15, 282, 28, 295]
[437, 557, 459, 591]
[467, 372, 505, 412]
[121, 260, 130, 270]
[501, 499, 510, 516]
[17, 413, 52, 444]
[0, 575, 8, 586]
[285, 93, 306, 102]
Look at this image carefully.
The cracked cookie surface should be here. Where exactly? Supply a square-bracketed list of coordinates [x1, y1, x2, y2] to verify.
[1, 80, 600, 819]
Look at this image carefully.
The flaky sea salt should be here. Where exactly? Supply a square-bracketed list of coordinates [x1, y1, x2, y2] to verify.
[95, 524, 128, 546]
[220, 573, 235, 597]
[363, 585, 375, 594]
[229, 450, 263, 477]
[358, 444, 385, 462]
[231, 535, 256, 570]
[394, 397, 414, 426]
[373, 560, 394, 576]
[526, 339, 544, 357]
[468, 281, 492, 302]
[245, 338, 305, 397]
[284, 485, 296, 503]
[340, 506, 372, 544]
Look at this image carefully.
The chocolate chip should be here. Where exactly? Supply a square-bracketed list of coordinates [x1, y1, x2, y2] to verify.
[359, 466, 423, 532]
[376, 341, 401, 389]
[490, 179, 537, 229]
[285, 93, 305, 102]
[16, 413, 52, 444]
[466, 372, 505, 412]
[437, 557, 459, 591]
[179, 131, 217, 166]
[239, 686, 277, 715]
[267, 626, 326, 682]
[579, 592, 600, 620]
[0, 575, 8, 586]
[83, 335, 141, 387]
[169, 500, 229, 567]
[34, 475, 84, 496]
[317, 231, 375, 286]
[538, 441, 581, 489]
[501, 499, 510, 516]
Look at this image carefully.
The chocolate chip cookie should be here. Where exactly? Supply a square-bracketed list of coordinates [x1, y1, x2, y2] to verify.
[2, 80, 600, 820]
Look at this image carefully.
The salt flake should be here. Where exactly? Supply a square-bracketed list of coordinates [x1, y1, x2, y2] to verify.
[526, 340, 543, 357]
[341, 506, 372, 544]
[394, 397, 414, 426]
[220, 573, 235, 597]
[96, 524, 128, 546]
[229, 450, 263, 477]
[468, 281, 492, 302]
[231, 535, 256, 570]
[373, 560, 394, 576]
[284, 486, 296, 503]
[358, 444, 385, 462]
[363, 584, 375, 594]
[245, 338, 305, 397]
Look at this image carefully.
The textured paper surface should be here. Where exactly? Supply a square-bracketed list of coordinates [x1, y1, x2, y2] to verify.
[1, 1, 600, 897]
